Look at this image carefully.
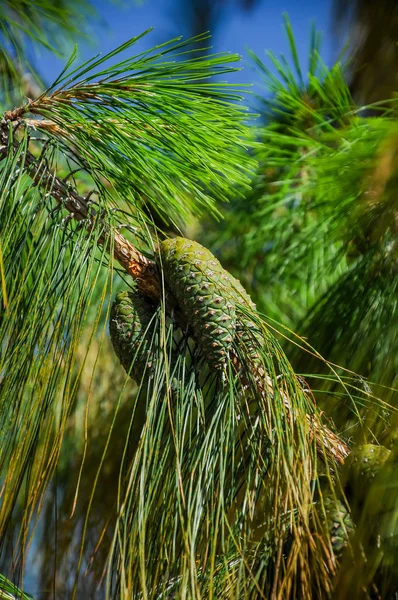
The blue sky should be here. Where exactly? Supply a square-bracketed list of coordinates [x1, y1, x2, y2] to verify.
[37, 0, 336, 92]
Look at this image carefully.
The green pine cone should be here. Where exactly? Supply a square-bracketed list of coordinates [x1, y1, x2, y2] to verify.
[323, 495, 354, 557]
[109, 290, 157, 382]
[159, 237, 255, 370]
[343, 444, 391, 485]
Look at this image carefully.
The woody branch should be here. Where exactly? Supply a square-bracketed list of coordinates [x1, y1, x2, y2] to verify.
[0, 117, 160, 300]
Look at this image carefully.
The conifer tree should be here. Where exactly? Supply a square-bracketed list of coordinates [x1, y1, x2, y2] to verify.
[0, 6, 395, 600]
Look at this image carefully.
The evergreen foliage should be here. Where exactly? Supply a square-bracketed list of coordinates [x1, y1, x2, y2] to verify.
[0, 7, 396, 600]
[199, 19, 398, 597]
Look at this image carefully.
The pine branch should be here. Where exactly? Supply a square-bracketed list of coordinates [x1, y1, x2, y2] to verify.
[0, 120, 160, 299]
[0, 31, 255, 229]
[0, 30, 255, 293]
[0, 119, 349, 467]
[0, 120, 349, 474]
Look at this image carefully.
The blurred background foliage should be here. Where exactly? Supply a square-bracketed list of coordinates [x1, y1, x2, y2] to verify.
[333, 0, 398, 104]
[0, 0, 95, 105]
[0, 0, 398, 598]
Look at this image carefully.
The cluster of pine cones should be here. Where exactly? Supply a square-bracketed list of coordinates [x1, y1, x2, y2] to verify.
[109, 236, 257, 382]
[109, 236, 398, 586]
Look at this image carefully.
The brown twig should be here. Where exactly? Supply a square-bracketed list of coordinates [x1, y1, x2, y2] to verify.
[0, 120, 160, 299]
[235, 352, 349, 465]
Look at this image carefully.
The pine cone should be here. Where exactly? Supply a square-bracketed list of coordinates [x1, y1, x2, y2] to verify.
[323, 495, 354, 557]
[343, 444, 391, 488]
[159, 237, 255, 370]
[109, 290, 157, 383]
